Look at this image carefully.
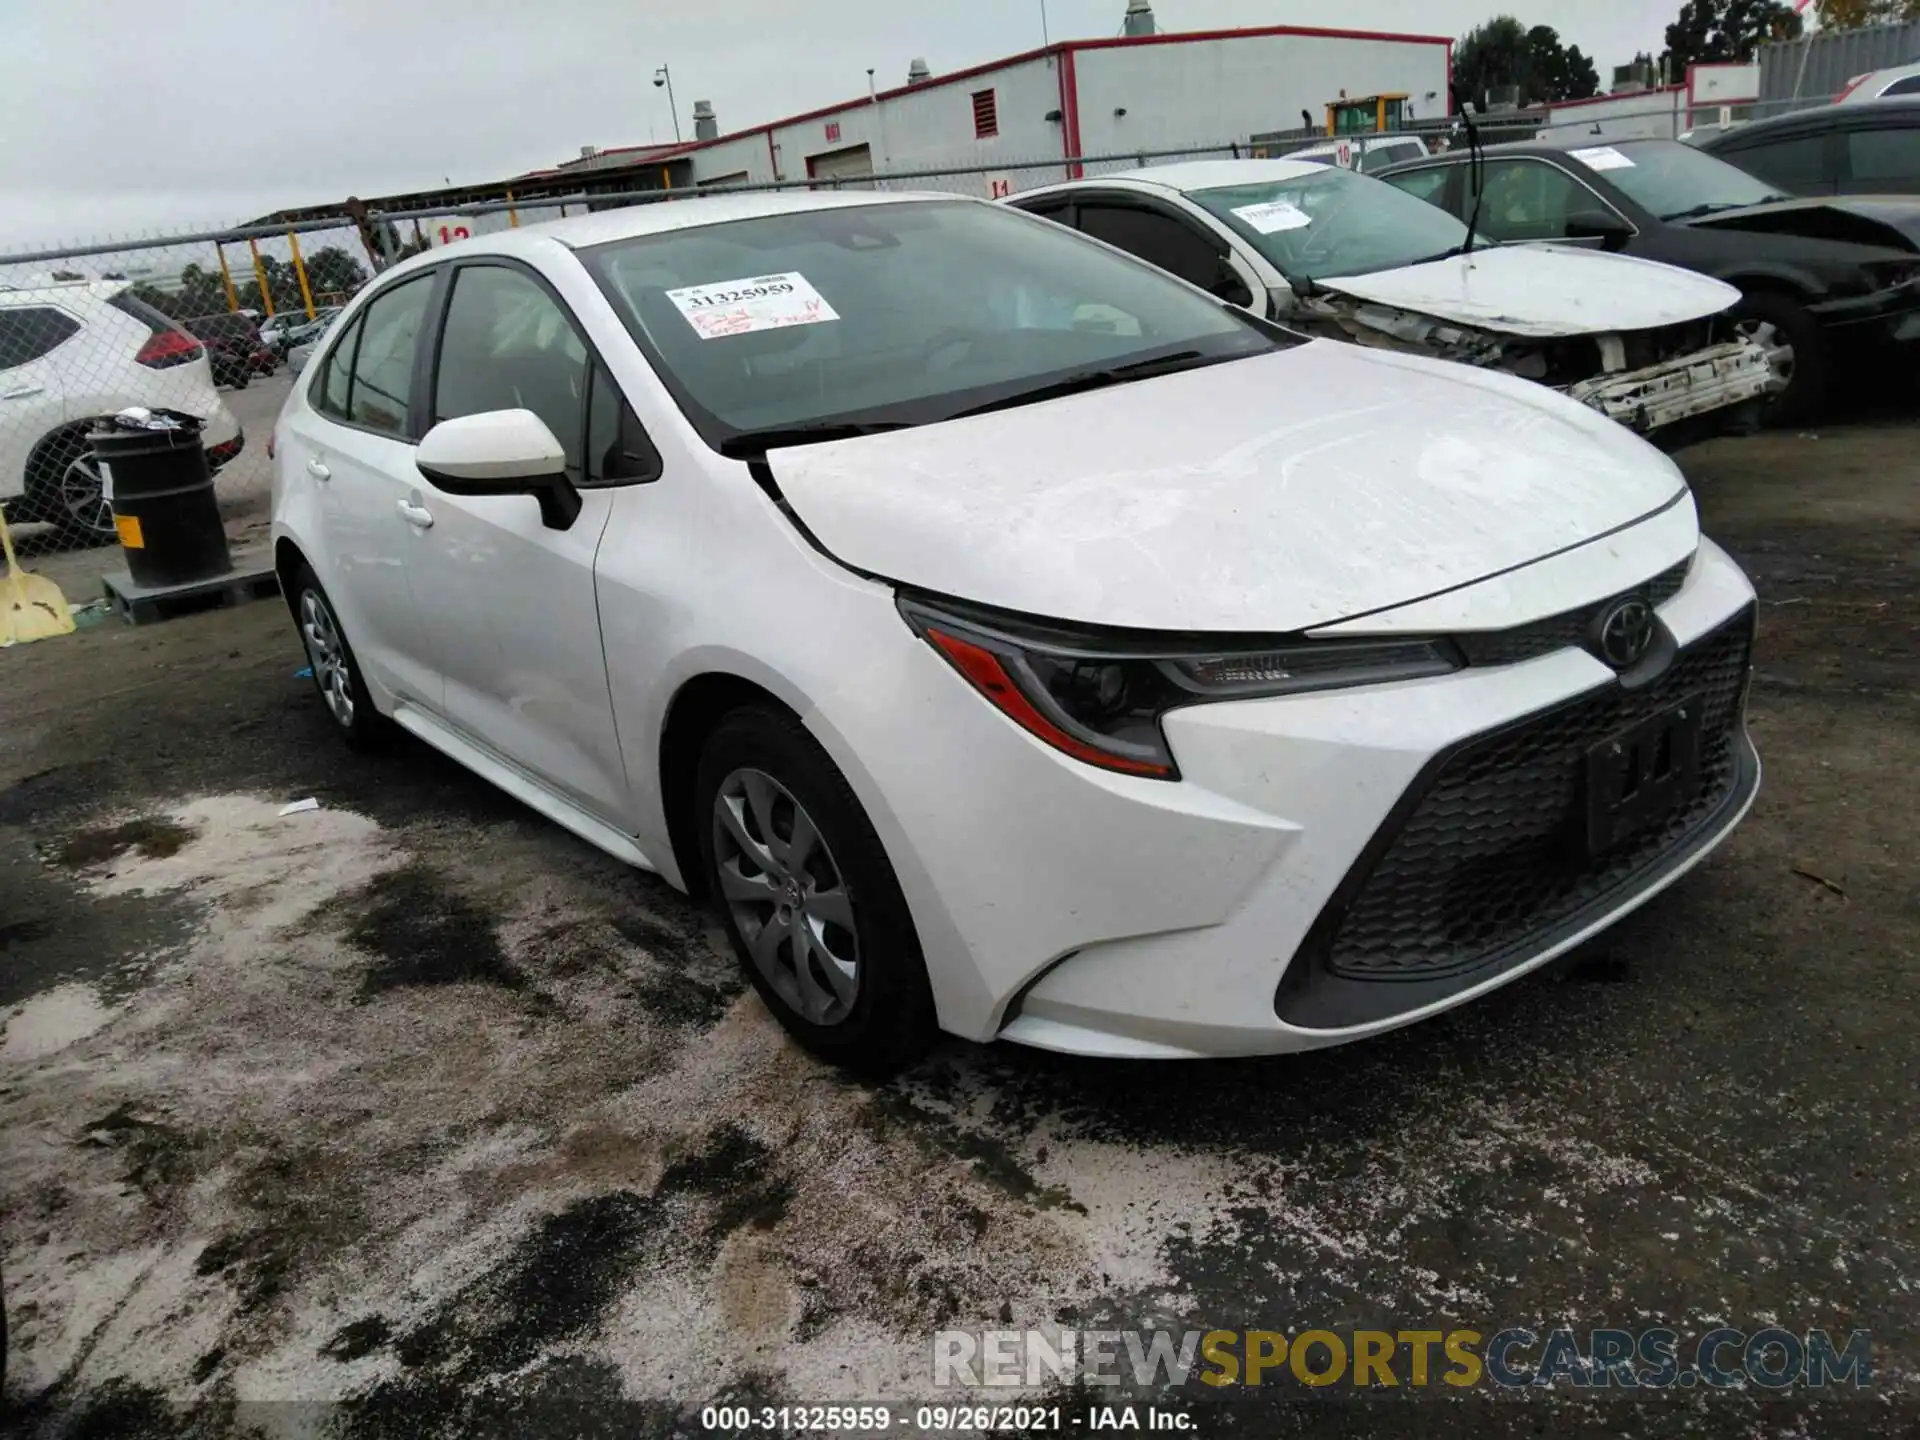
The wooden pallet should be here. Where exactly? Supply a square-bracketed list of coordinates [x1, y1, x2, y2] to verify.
[100, 562, 281, 627]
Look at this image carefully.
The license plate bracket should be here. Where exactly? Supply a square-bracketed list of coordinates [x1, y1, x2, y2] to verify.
[1584, 697, 1705, 856]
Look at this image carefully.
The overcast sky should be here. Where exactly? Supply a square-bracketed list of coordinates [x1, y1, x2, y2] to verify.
[4, 0, 1689, 253]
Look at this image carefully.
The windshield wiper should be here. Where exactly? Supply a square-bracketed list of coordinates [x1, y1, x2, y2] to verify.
[1663, 201, 1762, 222]
[718, 420, 914, 458]
[942, 350, 1219, 421]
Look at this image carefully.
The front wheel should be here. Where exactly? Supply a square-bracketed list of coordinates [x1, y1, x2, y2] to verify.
[696, 707, 937, 1075]
[1734, 291, 1827, 427]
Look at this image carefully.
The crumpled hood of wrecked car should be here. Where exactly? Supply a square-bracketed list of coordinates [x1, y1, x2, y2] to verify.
[765, 341, 1693, 634]
[1315, 243, 1741, 337]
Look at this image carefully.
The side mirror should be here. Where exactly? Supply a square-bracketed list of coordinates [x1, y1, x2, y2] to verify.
[416, 409, 581, 530]
[1565, 210, 1632, 252]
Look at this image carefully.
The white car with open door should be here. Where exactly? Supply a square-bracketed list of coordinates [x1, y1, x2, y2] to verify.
[270, 191, 1760, 1072]
[1007, 160, 1784, 445]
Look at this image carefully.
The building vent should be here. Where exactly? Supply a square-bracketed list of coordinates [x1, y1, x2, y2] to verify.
[1123, 0, 1157, 37]
[908, 57, 933, 85]
[972, 88, 999, 139]
[692, 100, 718, 141]
[579, 144, 598, 159]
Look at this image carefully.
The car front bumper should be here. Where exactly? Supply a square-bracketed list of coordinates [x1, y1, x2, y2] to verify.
[1565, 336, 1781, 434]
[1813, 274, 1920, 348]
[840, 534, 1758, 1060]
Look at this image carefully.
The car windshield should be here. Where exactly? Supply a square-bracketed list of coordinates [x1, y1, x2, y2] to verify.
[1564, 139, 1791, 219]
[582, 199, 1281, 450]
[1184, 166, 1472, 282]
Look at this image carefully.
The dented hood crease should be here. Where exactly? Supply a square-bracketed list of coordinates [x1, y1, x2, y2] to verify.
[1315, 244, 1740, 336]
[765, 343, 1690, 633]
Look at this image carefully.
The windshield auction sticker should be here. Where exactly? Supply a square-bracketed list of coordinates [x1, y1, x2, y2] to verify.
[667, 273, 840, 339]
[1231, 200, 1313, 234]
[1570, 146, 1635, 171]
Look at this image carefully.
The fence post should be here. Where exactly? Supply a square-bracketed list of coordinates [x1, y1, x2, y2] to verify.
[287, 229, 317, 319]
[506, 189, 520, 227]
[246, 237, 274, 317]
[214, 242, 240, 313]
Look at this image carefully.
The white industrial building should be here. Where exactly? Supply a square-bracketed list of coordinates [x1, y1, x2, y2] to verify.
[537, 11, 1454, 200]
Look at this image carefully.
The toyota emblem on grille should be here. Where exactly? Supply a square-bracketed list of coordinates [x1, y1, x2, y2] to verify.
[1597, 599, 1657, 669]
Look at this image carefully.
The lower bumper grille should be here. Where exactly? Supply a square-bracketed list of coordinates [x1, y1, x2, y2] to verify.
[1301, 608, 1756, 991]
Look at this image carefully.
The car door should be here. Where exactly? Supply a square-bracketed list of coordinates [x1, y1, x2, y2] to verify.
[1072, 198, 1258, 309]
[405, 258, 644, 825]
[0, 306, 79, 504]
[284, 274, 444, 707]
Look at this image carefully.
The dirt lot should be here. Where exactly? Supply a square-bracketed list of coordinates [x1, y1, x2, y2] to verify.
[0, 415, 1915, 1438]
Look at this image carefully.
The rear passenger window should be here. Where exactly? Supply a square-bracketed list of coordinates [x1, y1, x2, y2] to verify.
[0, 307, 82, 369]
[348, 277, 435, 436]
[313, 314, 362, 421]
[1847, 126, 1920, 186]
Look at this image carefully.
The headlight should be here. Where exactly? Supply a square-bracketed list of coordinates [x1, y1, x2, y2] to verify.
[899, 597, 1461, 780]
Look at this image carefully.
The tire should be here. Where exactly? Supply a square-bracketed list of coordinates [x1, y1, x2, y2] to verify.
[1733, 291, 1827, 427]
[288, 562, 391, 750]
[695, 706, 937, 1075]
[25, 423, 116, 546]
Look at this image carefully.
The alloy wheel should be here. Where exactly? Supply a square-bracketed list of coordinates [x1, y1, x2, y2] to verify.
[299, 589, 356, 729]
[58, 452, 114, 539]
[711, 767, 860, 1025]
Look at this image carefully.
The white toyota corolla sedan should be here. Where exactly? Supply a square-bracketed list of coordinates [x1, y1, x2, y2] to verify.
[269, 190, 1761, 1072]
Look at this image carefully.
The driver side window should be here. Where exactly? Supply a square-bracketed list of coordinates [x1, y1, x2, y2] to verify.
[1472, 160, 1592, 242]
[433, 265, 590, 485]
[1075, 202, 1252, 307]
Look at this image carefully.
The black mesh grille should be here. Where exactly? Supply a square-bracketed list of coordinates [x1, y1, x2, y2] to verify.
[1317, 608, 1754, 983]
[1453, 558, 1692, 668]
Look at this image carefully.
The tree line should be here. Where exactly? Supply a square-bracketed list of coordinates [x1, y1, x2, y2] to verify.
[1456, 0, 1919, 112]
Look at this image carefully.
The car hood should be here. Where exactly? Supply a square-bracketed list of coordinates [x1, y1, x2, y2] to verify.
[766, 341, 1690, 634]
[1687, 196, 1920, 252]
[1314, 244, 1739, 336]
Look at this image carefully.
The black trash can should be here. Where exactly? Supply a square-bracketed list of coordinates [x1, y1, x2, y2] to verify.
[88, 408, 232, 588]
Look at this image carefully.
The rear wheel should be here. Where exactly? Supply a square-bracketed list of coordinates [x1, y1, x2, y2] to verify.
[695, 706, 937, 1075]
[289, 562, 390, 749]
[25, 423, 116, 546]
[1734, 291, 1827, 427]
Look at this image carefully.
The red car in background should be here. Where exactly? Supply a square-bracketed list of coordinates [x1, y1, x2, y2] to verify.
[184, 313, 276, 388]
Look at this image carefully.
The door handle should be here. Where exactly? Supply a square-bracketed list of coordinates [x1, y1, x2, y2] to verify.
[306, 458, 331, 481]
[1, 385, 42, 400]
[396, 499, 435, 529]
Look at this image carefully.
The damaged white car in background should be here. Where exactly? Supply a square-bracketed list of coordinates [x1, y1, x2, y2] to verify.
[1008, 159, 1785, 444]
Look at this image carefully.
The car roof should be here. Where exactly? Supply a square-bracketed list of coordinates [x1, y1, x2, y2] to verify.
[510, 187, 952, 252]
[1704, 95, 1920, 141]
[0, 278, 124, 308]
[1029, 159, 1329, 195]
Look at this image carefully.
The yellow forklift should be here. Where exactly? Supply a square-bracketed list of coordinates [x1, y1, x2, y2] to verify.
[1325, 92, 1411, 135]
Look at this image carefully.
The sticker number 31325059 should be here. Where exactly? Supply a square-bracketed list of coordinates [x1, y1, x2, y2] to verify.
[666, 272, 841, 339]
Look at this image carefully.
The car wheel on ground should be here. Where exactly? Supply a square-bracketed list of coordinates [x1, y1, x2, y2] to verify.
[26, 422, 117, 545]
[290, 563, 390, 749]
[695, 706, 937, 1076]
[1733, 292, 1826, 426]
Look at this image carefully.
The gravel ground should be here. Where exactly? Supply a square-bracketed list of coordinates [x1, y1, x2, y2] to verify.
[0, 414, 1914, 1438]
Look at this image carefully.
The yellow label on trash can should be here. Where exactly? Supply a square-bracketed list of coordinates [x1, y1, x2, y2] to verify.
[115, 513, 145, 549]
